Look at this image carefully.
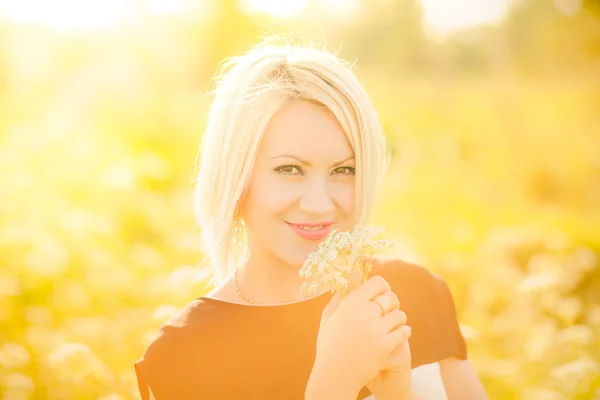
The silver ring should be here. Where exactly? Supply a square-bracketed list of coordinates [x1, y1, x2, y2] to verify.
[374, 295, 391, 315]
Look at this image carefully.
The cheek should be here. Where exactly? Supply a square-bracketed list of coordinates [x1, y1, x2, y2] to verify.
[329, 181, 356, 233]
[243, 175, 295, 221]
[333, 181, 355, 215]
[243, 174, 356, 223]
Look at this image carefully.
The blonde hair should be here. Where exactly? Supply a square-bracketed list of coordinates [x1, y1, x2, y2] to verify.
[194, 40, 390, 284]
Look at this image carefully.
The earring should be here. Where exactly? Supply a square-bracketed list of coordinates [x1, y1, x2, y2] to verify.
[232, 203, 243, 242]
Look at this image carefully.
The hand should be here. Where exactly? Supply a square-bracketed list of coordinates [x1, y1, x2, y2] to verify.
[308, 276, 409, 396]
[367, 331, 413, 400]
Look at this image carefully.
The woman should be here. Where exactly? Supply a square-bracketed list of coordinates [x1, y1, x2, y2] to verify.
[134, 41, 489, 399]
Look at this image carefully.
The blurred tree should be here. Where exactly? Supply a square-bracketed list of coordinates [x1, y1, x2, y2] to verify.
[202, 0, 260, 73]
[0, 22, 8, 98]
[339, 0, 430, 73]
[505, 0, 600, 75]
[1, 0, 599, 398]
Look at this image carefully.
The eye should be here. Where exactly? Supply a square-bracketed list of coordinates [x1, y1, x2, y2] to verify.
[274, 165, 303, 175]
[332, 166, 356, 176]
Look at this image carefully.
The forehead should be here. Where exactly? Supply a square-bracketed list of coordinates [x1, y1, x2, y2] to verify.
[259, 100, 354, 159]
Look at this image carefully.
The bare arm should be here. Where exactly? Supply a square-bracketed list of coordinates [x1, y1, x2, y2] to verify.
[439, 357, 489, 400]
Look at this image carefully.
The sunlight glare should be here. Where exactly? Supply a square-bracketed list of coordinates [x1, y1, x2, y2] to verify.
[0, 0, 127, 30]
[320, 0, 360, 19]
[239, 0, 308, 18]
[420, 0, 509, 36]
[145, 0, 186, 14]
[554, 0, 582, 16]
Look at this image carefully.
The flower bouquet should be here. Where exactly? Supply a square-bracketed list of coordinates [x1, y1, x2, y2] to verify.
[299, 225, 394, 296]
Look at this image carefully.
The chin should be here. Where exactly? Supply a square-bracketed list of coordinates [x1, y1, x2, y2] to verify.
[284, 253, 308, 270]
[276, 246, 315, 270]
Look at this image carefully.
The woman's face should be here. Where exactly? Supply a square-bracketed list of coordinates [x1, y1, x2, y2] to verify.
[240, 99, 357, 269]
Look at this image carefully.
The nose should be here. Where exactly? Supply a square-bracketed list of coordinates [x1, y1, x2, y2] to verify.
[298, 175, 335, 216]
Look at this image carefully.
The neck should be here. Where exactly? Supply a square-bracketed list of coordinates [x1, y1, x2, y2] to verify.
[235, 250, 328, 304]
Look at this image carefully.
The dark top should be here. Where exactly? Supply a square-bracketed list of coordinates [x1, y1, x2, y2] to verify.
[134, 258, 467, 399]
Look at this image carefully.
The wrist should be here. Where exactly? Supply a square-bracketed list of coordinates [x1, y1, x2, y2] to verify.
[367, 370, 413, 400]
[305, 361, 361, 400]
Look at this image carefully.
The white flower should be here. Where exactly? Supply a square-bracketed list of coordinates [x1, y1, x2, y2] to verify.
[299, 225, 394, 295]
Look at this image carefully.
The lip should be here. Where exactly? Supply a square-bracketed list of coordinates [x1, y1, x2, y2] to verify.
[286, 222, 334, 241]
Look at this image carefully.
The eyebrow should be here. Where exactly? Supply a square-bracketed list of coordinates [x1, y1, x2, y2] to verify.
[269, 155, 355, 168]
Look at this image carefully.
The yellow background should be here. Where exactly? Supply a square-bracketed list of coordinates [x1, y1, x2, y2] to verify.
[1, 0, 599, 398]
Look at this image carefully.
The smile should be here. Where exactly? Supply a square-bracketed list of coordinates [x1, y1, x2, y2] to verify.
[286, 222, 334, 241]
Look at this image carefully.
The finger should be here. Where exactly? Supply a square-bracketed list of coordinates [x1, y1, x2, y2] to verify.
[386, 325, 412, 353]
[371, 291, 400, 316]
[321, 291, 342, 324]
[401, 325, 412, 340]
[388, 291, 400, 310]
[384, 340, 412, 372]
[379, 309, 407, 333]
[344, 275, 391, 306]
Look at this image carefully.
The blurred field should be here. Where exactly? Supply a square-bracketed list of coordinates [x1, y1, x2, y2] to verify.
[1, 0, 599, 399]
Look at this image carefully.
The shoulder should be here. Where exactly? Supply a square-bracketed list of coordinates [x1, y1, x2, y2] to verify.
[134, 299, 217, 398]
[371, 257, 468, 367]
[139, 298, 219, 361]
[371, 256, 446, 294]
[370, 256, 457, 314]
